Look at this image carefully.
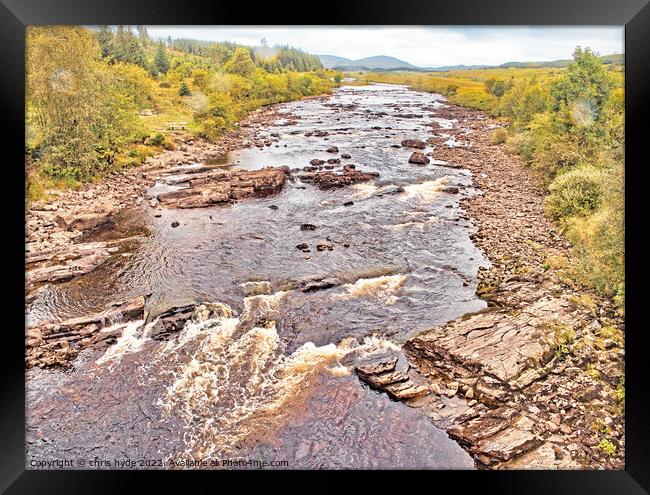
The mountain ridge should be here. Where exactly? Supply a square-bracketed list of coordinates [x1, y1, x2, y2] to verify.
[318, 53, 623, 72]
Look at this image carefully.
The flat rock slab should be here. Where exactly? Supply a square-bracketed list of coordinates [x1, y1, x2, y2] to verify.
[157, 166, 290, 208]
[25, 237, 143, 293]
[409, 296, 583, 388]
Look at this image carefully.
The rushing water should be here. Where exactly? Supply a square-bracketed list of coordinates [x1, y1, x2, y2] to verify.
[26, 84, 487, 469]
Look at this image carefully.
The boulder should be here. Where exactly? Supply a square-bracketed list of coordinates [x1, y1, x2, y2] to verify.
[298, 169, 379, 190]
[401, 139, 427, 149]
[408, 152, 430, 165]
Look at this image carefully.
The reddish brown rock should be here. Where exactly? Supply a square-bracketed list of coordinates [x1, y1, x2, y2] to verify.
[26, 296, 146, 368]
[298, 169, 379, 190]
[408, 152, 430, 165]
[157, 167, 290, 208]
[401, 139, 427, 149]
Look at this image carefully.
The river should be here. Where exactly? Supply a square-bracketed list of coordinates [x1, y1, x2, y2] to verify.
[26, 83, 489, 469]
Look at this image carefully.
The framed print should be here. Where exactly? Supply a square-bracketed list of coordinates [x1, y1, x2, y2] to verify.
[1, 0, 649, 491]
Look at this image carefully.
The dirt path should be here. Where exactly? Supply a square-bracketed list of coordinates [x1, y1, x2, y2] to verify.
[358, 103, 625, 469]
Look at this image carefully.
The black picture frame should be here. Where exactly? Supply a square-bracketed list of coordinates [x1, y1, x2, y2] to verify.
[2, 0, 649, 491]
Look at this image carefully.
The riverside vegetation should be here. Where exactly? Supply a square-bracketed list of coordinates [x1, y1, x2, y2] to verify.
[362, 48, 625, 310]
[26, 26, 339, 198]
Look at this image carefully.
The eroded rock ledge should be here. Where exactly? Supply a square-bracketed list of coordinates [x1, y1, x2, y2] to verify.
[26, 297, 146, 368]
[157, 167, 291, 208]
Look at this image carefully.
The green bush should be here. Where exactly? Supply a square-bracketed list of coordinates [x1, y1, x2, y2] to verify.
[544, 166, 605, 220]
[178, 82, 191, 96]
[146, 132, 165, 146]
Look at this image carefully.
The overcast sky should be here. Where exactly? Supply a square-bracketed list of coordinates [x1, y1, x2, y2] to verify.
[144, 26, 623, 67]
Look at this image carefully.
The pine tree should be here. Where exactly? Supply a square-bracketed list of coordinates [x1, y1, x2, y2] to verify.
[96, 26, 113, 59]
[153, 42, 170, 75]
[179, 82, 191, 96]
[111, 26, 148, 69]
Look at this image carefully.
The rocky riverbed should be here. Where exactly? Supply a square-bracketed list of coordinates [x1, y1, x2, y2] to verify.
[25, 84, 624, 469]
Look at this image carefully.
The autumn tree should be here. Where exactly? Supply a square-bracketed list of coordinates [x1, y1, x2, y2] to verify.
[26, 26, 148, 179]
[551, 47, 614, 124]
[223, 47, 256, 77]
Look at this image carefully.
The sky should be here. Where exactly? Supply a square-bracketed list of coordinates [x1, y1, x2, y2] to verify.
[144, 26, 624, 67]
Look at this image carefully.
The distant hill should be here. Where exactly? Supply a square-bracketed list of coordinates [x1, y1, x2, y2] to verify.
[318, 55, 356, 68]
[429, 64, 491, 71]
[498, 53, 623, 69]
[319, 54, 419, 71]
[319, 53, 623, 73]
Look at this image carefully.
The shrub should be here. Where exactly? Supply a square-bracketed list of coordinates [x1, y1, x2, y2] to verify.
[597, 439, 616, 456]
[445, 84, 459, 96]
[491, 128, 508, 145]
[179, 82, 191, 96]
[146, 132, 165, 146]
[544, 166, 605, 221]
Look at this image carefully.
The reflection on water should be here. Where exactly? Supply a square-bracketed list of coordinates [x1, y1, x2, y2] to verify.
[26, 84, 487, 468]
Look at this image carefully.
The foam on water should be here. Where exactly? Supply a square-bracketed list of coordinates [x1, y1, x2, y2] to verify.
[95, 320, 150, 369]
[401, 178, 448, 202]
[152, 292, 403, 459]
[337, 274, 407, 305]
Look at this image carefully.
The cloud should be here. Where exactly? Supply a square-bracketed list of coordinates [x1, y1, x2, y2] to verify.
[144, 26, 624, 67]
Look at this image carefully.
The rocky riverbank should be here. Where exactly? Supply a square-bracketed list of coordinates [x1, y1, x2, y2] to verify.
[355, 103, 625, 469]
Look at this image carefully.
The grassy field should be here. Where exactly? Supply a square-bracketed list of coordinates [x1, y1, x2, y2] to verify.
[356, 66, 622, 112]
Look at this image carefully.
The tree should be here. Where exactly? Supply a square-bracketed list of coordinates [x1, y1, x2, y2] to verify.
[179, 82, 191, 96]
[26, 26, 150, 179]
[153, 42, 170, 75]
[96, 26, 113, 59]
[484, 77, 506, 97]
[550, 47, 614, 123]
[223, 47, 256, 77]
[26, 26, 102, 176]
[110, 26, 148, 69]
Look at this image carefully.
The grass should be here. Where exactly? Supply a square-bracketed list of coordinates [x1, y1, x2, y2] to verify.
[568, 294, 597, 313]
[26, 168, 82, 203]
[546, 320, 575, 360]
[491, 128, 508, 145]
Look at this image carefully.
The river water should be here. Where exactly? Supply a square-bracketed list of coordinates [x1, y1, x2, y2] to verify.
[26, 84, 488, 469]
